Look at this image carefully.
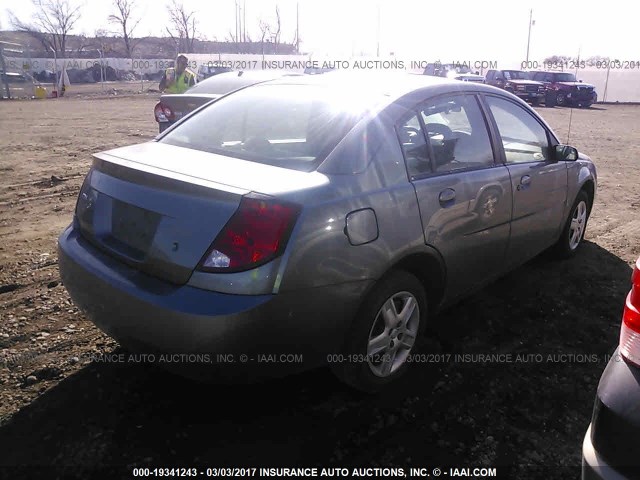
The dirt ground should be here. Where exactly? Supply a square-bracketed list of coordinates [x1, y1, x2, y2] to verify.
[0, 82, 639, 478]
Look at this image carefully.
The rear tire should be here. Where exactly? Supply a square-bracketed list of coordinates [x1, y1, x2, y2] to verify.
[332, 271, 427, 393]
[545, 90, 556, 107]
[554, 190, 591, 258]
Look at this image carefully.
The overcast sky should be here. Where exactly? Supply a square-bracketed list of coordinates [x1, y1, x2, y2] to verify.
[1, 0, 638, 65]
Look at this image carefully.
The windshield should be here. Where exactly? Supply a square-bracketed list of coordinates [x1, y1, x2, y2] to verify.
[556, 73, 578, 82]
[160, 84, 369, 171]
[503, 70, 528, 80]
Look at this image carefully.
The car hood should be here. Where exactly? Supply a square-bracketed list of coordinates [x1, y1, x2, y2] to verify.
[559, 82, 595, 88]
[453, 75, 485, 83]
[506, 79, 542, 85]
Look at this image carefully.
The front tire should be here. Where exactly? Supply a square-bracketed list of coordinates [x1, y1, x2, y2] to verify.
[545, 90, 556, 107]
[554, 190, 591, 258]
[556, 92, 566, 106]
[332, 271, 427, 392]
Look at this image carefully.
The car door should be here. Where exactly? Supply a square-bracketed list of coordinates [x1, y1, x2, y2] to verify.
[399, 93, 513, 301]
[482, 94, 568, 269]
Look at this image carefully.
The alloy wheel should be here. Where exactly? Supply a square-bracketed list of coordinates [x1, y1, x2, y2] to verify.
[367, 291, 420, 377]
[569, 200, 588, 250]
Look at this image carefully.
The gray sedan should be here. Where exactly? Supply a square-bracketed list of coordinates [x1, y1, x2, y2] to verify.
[59, 72, 596, 392]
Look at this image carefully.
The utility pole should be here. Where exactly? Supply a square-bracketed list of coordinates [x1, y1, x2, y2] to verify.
[525, 9, 533, 64]
[296, 2, 299, 53]
[376, 2, 380, 57]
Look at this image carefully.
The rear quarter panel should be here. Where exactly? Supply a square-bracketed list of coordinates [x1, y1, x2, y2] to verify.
[276, 108, 427, 293]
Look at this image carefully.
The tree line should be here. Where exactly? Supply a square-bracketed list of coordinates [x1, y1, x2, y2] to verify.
[5, 0, 298, 58]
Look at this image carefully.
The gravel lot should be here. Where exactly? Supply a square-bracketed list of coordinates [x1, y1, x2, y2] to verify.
[0, 83, 639, 478]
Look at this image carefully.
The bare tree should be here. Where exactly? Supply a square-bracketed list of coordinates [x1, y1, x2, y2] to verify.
[108, 0, 141, 58]
[165, 0, 198, 54]
[273, 5, 281, 53]
[257, 5, 282, 54]
[258, 20, 270, 44]
[8, 0, 82, 57]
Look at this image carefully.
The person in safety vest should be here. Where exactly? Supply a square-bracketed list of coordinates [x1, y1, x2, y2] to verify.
[159, 54, 197, 93]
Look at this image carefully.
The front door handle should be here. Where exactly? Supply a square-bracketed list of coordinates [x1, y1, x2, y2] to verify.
[517, 175, 532, 191]
[439, 188, 456, 205]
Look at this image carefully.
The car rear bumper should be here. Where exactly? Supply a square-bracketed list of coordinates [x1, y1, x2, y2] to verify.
[58, 224, 368, 380]
[582, 348, 640, 479]
[582, 425, 629, 479]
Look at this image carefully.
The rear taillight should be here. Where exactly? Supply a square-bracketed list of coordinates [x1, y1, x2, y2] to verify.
[154, 102, 174, 123]
[619, 258, 640, 365]
[197, 194, 301, 273]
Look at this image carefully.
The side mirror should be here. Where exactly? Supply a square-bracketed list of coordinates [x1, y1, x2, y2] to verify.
[555, 144, 579, 161]
[579, 79, 583, 82]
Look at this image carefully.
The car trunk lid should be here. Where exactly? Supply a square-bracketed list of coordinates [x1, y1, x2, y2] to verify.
[77, 142, 325, 284]
[158, 93, 221, 121]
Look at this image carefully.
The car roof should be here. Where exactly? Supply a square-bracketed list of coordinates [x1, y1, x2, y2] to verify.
[186, 70, 302, 94]
[258, 71, 503, 105]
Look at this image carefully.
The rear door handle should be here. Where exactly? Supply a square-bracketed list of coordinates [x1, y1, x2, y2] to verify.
[439, 188, 456, 205]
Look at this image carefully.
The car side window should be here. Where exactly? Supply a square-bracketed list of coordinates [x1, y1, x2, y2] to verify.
[397, 114, 431, 177]
[485, 96, 551, 164]
[419, 94, 494, 173]
[486, 70, 495, 81]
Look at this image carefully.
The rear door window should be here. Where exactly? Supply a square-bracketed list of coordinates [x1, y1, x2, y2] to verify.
[419, 94, 495, 173]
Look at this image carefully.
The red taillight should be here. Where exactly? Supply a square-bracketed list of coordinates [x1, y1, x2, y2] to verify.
[154, 102, 174, 122]
[198, 195, 301, 273]
[619, 258, 640, 365]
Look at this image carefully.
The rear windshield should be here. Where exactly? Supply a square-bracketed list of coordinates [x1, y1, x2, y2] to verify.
[160, 84, 368, 171]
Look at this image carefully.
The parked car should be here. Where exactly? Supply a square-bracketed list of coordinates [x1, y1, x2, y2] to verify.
[154, 70, 301, 133]
[59, 72, 597, 392]
[485, 69, 546, 106]
[304, 66, 336, 75]
[582, 257, 640, 479]
[424, 63, 481, 79]
[452, 73, 485, 83]
[196, 64, 233, 82]
[529, 71, 597, 107]
[0, 71, 39, 99]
